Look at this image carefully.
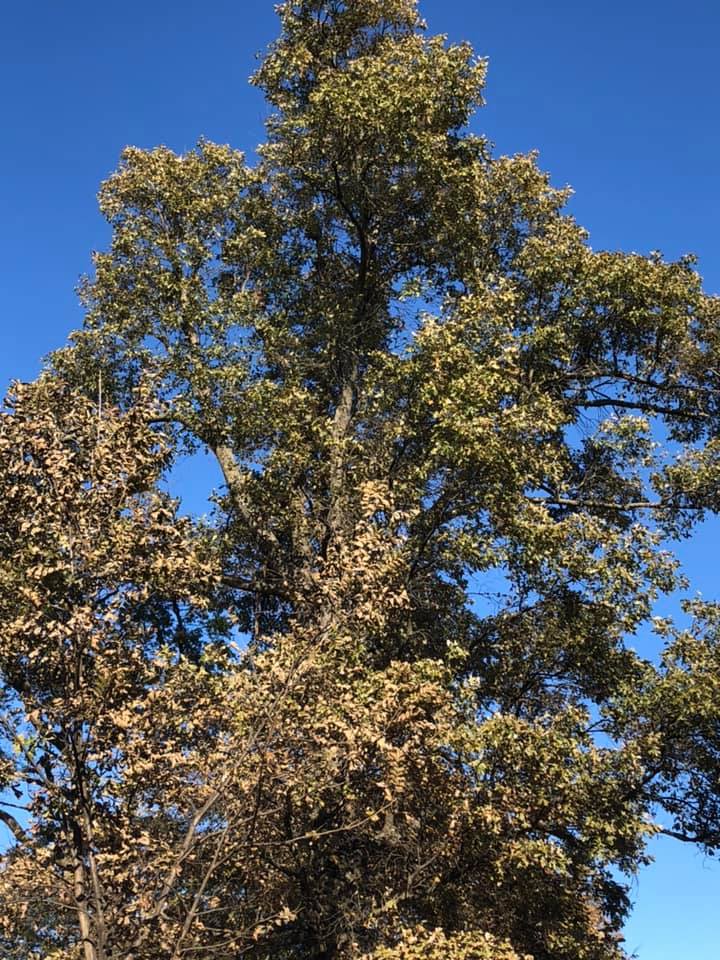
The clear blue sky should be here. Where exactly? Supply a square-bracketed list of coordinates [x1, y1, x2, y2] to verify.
[1, 1, 718, 955]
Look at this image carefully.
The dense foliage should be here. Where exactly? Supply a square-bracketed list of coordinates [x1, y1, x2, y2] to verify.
[2, 2, 720, 958]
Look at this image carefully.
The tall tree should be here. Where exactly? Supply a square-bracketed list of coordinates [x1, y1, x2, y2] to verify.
[3, 1, 720, 957]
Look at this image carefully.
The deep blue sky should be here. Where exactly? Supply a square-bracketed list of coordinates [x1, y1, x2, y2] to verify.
[1, 1, 719, 955]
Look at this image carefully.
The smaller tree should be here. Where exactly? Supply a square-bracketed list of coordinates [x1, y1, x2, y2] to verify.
[0, 378, 220, 959]
[0, 380, 554, 959]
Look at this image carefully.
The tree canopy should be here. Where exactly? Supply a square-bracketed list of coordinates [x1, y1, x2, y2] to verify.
[2, 1, 720, 958]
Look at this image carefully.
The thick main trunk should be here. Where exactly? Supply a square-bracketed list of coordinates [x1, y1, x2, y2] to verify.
[74, 857, 98, 960]
[327, 364, 358, 542]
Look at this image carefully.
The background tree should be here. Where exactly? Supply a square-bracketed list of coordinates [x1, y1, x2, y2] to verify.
[3, 0, 720, 957]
